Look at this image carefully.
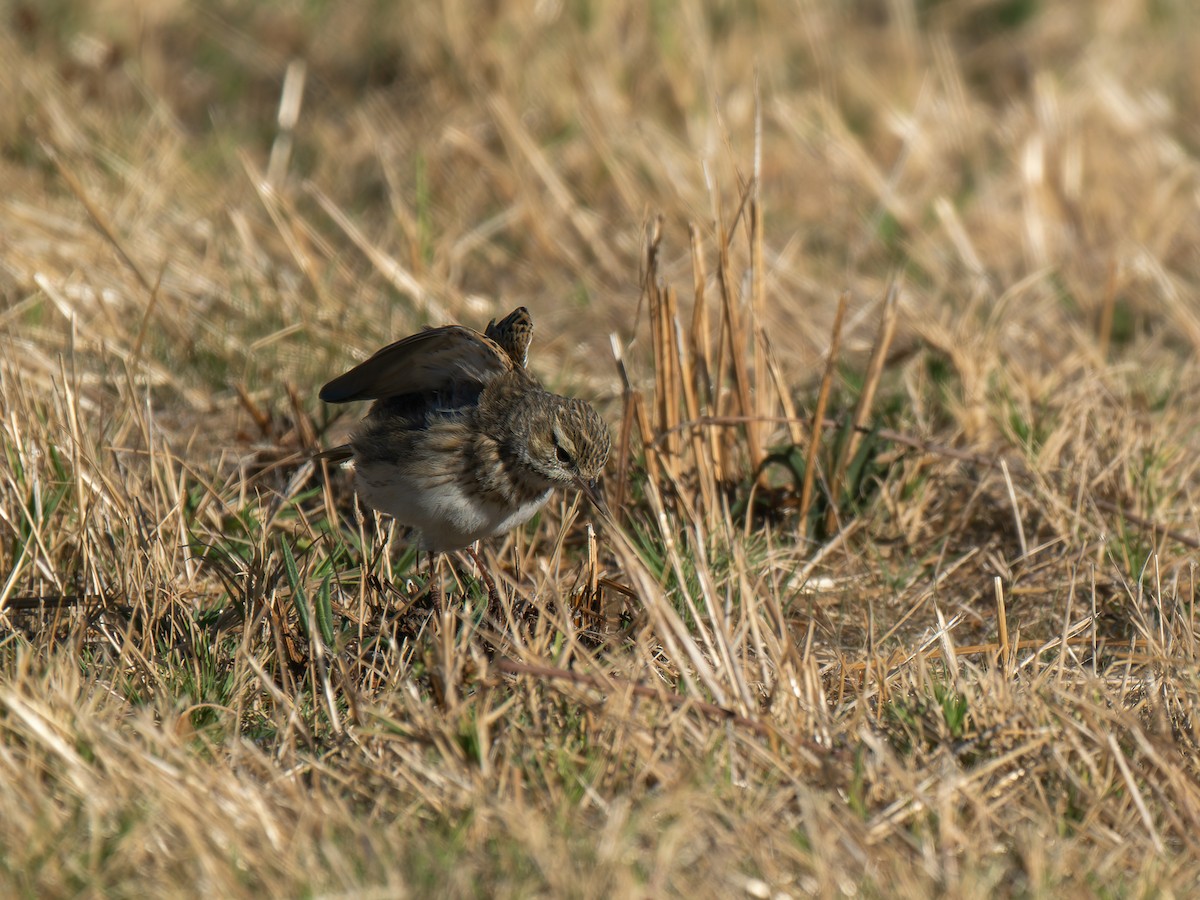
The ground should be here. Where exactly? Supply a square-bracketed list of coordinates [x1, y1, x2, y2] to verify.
[2, 1, 1200, 896]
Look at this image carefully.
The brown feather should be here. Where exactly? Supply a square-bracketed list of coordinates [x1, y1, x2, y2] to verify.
[319, 325, 514, 403]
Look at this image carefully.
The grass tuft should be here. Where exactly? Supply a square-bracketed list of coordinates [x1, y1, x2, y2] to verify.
[3, 0, 1200, 895]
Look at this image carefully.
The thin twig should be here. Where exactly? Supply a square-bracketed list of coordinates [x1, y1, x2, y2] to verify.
[799, 291, 849, 525]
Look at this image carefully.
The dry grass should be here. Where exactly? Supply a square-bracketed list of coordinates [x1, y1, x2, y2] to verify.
[3, 0, 1200, 895]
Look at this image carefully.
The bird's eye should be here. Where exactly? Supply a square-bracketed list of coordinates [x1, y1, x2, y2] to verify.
[555, 443, 572, 465]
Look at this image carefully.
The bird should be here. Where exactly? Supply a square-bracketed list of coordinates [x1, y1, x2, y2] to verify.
[316, 306, 610, 593]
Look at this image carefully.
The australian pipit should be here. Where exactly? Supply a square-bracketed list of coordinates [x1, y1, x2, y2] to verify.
[317, 307, 610, 594]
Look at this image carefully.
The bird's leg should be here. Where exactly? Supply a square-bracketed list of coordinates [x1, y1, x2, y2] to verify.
[465, 544, 501, 608]
[427, 550, 443, 612]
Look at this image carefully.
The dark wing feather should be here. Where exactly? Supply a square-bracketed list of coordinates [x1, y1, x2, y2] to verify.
[314, 444, 354, 463]
[319, 325, 513, 403]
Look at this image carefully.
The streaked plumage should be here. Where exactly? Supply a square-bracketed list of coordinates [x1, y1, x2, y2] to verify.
[318, 306, 610, 553]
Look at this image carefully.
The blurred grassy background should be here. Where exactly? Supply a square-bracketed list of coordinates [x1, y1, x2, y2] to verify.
[3, 0, 1200, 896]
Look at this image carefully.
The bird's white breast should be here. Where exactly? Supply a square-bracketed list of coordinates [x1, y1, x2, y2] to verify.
[354, 460, 552, 552]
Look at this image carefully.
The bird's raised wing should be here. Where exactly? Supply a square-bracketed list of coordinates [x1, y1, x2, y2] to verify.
[484, 306, 533, 367]
[319, 325, 514, 403]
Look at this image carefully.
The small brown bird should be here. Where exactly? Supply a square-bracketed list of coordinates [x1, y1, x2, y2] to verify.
[318, 307, 610, 556]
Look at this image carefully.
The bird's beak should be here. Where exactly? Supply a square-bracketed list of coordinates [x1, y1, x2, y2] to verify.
[577, 476, 614, 525]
